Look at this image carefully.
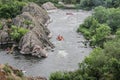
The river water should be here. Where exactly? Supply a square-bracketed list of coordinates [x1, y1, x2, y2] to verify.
[0, 9, 92, 78]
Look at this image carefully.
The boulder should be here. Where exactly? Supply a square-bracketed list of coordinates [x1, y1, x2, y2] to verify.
[13, 2, 54, 58]
[42, 2, 57, 10]
[0, 30, 9, 42]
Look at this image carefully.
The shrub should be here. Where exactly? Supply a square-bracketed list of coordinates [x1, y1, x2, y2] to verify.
[0, 22, 3, 30]
[90, 24, 111, 47]
[16, 70, 24, 77]
[50, 71, 64, 80]
[79, 0, 120, 10]
[7, 76, 15, 80]
[23, 20, 32, 26]
[10, 25, 29, 42]
[93, 6, 109, 23]
[78, 16, 99, 40]
[107, 8, 120, 32]
[0, 0, 26, 19]
[116, 28, 120, 38]
[3, 64, 12, 74]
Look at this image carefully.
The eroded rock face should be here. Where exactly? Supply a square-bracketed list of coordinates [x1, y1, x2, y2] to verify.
[41, 2, 57, 10]
[22, 2, 50, 24]
[0, 30, 9, 42]
[13, 2, 54, 58]
[0, 19, 9, 42]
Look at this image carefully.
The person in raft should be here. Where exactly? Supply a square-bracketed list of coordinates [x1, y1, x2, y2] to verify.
[57, 34, 64, 41]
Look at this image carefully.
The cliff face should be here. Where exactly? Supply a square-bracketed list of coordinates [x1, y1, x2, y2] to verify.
[12, 2, 54, 58]
[0, 64, 47, 80]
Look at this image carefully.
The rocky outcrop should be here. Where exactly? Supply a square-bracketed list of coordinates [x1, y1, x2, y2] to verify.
[0, 64, 47, 80]
[0, 30, 9, 42]
[12, 2, 54, 58]
[41, 2, 57, 10]
[0, 19, 10, 42]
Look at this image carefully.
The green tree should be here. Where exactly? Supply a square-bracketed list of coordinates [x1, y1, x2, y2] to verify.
[93, 6, 109, 23]
[0, 0, 26, 18]
[107, 8, 120, 32]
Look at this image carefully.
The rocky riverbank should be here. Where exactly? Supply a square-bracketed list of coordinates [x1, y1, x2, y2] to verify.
[0, 64, 47, 80]
[0, 2, 55, 58]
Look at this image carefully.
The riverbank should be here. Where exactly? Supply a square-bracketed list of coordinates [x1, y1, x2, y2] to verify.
[0, 9, 92, 78]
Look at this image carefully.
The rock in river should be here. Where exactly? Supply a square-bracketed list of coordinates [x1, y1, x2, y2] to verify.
[41, 2, 57, 10]
[12, 2, 54, 58]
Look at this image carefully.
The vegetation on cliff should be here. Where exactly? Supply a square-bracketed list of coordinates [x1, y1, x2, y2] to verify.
[0, 0, 54, 57]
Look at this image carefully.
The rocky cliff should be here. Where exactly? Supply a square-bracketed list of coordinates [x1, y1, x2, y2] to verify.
[12, 2, 54, 58]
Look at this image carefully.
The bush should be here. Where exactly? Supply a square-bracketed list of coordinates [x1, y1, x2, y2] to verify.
[93, 6, 109, 23]
[0, 22, 3, 30]
[107, 8, 120, 32]
[3, 64, 12, 74]
[77, 16, 100, 40]
[79, 0, 120, 10]
[90, 24, 111, 47]
[0, 0, 26, 19]
[50, 72, 65, 80]
[10, 25, 29, 42]
[80, 0, 95, 10]
[7, 76, 15, 80]
[116, 28, 120, 38]
[16, 70, 24, 77]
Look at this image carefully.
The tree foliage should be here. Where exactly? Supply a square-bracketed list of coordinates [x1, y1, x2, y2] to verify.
[79, 0, 120, 10]
[0, 0, 26, 19]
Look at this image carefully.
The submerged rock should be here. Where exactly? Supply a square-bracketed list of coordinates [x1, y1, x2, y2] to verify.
[12, 2, 54, 58]
[42, 2, 57, 10]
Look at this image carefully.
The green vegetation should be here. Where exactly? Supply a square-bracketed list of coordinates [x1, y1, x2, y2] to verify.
[77, 6, 120, 47]
[0, 0, 26, 19]
[50, 39, 120, 80]
[79, 0, 120, 10]
[0, 22, 3, 30]
[50, 1, 120, 80]
[15, 70, 24, 77]
[23, 20, 32, 25]
[10, 25, 29, 41]
[62, 0, 80, 4]
[3, 64, 12, 74]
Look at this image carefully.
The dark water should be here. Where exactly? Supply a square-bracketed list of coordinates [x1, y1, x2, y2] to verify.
[0, 9, 92, 78]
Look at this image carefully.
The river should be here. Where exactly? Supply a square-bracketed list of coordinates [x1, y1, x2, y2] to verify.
[0, 9, 92, 78]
